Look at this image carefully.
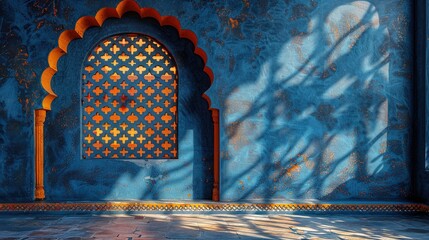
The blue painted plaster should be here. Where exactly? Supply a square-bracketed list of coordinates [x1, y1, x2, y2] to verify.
[415, 0, 429, 204]
[43, 15, 214, 200]
[0, 0, 418, 202]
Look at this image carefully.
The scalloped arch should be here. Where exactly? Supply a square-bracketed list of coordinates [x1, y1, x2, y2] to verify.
[41, 0, 215, 111]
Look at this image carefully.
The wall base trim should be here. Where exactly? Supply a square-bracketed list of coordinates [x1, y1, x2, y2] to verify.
[0, 202, 427, 213]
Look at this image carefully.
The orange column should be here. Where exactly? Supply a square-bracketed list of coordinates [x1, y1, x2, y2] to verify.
[212, 109, 220, 201]
[34, 109, 46, 200]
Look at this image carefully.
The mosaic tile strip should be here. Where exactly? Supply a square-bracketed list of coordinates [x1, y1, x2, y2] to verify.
[0, 202, 427, 213]
[82, 34, 178, 159]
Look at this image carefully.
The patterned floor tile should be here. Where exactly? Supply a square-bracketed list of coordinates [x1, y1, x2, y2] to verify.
[0, 213, 426, 239]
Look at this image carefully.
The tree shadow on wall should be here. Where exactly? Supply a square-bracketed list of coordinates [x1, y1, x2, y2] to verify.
[221, 0, 411, 202]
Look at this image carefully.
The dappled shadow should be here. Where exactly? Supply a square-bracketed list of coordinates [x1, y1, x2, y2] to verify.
[0, 213, 428, 239]
[221, 0, 411, 201]
[0, 0, 413, 203]
[42, 0, 413, 202]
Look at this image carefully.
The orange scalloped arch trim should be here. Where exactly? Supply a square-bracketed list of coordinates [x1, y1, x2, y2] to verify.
[41, 0, 215, 110]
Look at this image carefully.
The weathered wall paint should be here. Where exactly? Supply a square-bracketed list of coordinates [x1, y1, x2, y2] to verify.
[44, 15, 214, 201]
[0, 0, 417, 202]
[220, 0, 413, 201]
[415, 0, 429, 204]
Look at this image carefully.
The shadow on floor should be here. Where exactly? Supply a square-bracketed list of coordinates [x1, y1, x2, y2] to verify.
[0, 213, 428, 239]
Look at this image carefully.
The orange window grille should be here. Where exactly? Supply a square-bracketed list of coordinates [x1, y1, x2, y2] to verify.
[82, 34, 178, 159]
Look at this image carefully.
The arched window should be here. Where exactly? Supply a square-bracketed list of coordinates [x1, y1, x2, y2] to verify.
[81, 34, 178, 159]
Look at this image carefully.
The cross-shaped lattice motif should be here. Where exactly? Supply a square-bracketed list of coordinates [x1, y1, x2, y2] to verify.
[82, 34, 178, 159]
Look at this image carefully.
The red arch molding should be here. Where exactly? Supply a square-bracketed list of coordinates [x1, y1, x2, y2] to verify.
[38, 0, 220, 201]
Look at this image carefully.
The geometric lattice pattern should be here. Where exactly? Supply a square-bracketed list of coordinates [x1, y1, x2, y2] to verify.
[0, 202, 428, 213]
[82, 34, 178, 159]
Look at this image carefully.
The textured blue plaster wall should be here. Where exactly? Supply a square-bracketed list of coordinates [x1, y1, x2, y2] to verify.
[44, 15, 214, 201]
[416, 0, 429, 204]
[0, 0, 415, 202]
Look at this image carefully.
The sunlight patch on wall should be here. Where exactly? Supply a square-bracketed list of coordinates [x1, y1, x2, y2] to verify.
[275, 31, 319, 87]
[322, 76, 356, 99]
[103, 129, 195, 200]
[325, 1, 382, 65]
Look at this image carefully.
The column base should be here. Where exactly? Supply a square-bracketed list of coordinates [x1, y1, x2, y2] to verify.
[35, 187, 45, 201]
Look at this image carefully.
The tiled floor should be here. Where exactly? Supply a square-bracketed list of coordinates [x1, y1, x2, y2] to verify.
[0, 213, 428, 239]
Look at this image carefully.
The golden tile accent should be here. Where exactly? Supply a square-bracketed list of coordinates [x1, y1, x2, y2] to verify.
[0, 202, 427, 213]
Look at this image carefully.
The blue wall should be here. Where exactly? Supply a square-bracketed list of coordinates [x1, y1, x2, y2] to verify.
[415, 0, 429, 204]
[44, 15, 214, 201]
[0, 0, 419, 202]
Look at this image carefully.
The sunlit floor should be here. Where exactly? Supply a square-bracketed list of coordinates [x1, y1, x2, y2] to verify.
[0, 213, 428, 239]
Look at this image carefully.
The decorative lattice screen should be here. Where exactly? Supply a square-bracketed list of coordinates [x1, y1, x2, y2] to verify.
[82, 34, 178, 159]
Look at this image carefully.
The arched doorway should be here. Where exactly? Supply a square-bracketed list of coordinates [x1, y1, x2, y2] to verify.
[35, 0, 219, 201]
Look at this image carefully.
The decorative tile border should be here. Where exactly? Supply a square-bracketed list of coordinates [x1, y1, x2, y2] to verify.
[0, 202, 428, 213]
